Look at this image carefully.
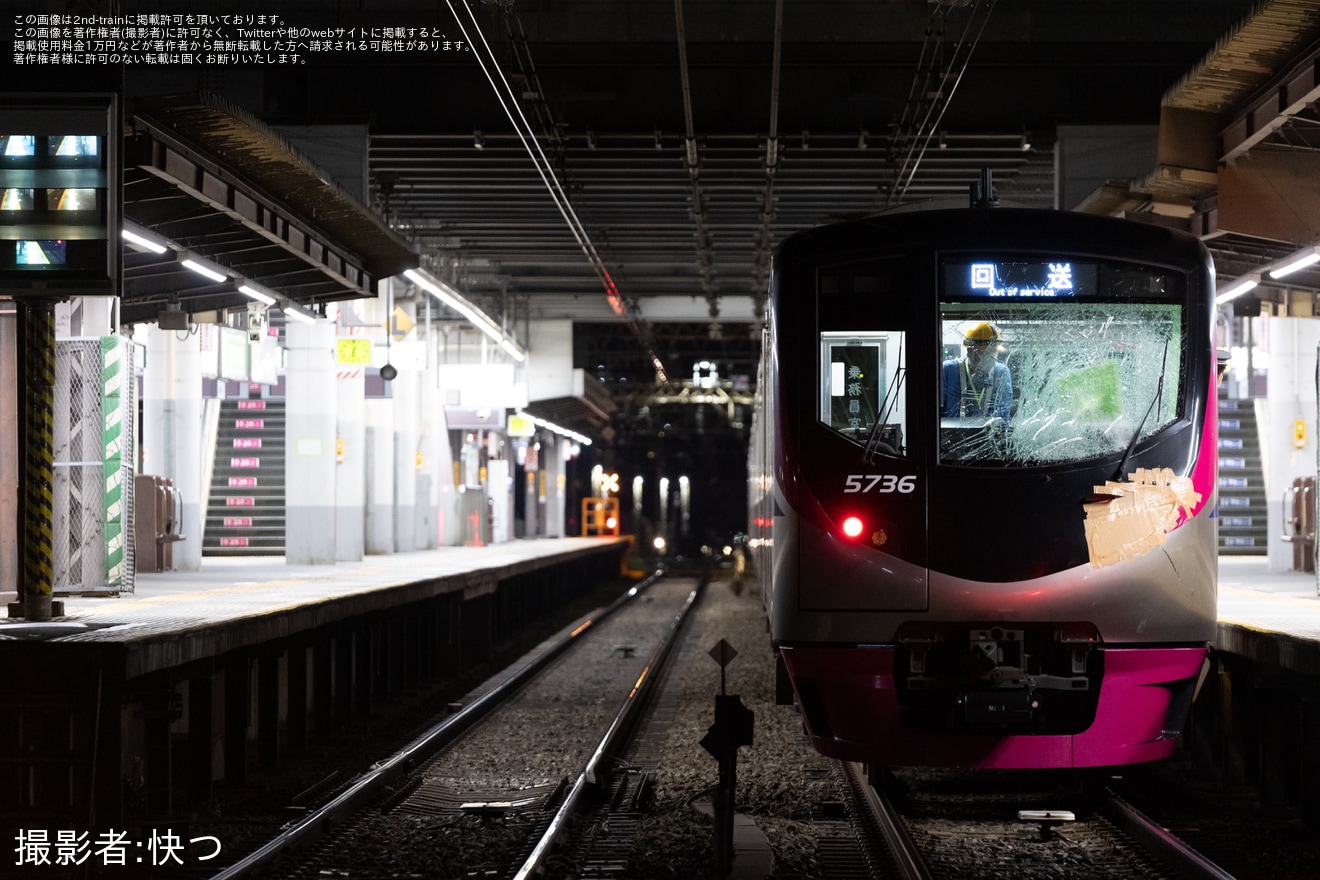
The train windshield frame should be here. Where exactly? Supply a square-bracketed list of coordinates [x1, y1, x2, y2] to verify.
[937, 254, 1186, 467]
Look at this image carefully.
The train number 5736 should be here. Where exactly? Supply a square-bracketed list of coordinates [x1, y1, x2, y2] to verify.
[843, 474, 917, 494]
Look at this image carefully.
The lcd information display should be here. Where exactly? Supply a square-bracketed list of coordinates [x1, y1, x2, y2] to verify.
[945, 261, 1096, 299]
[0, 97, 116, 291]
[47, 188, 96, 211]
[50, 135, 99, 157]
[0, 187, 33, 210]
[15, 240, 67, 266]
[0, 135, 36, 157]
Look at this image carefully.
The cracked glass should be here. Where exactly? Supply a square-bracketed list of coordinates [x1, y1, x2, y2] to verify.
[939, 302, 1182, 465]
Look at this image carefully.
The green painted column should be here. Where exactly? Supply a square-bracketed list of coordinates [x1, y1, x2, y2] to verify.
[101, 336, 126, 586]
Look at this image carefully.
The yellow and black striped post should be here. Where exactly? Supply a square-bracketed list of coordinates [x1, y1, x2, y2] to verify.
[20, 300, 56, 621]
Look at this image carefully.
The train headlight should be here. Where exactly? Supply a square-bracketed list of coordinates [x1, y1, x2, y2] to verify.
[841, 516, 865, 538]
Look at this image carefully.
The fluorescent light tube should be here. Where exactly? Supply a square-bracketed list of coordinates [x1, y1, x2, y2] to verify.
[499, 337, 526, 362]
[122, 229, 168, 254]
[1215, 276, 1259, 305]
[1268, 248, 1320, 279]
[181, 258, 228, 283]
[239, 284, 276, 305]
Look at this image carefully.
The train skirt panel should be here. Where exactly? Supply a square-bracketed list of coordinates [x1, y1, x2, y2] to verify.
[780, 644, 1207, 768]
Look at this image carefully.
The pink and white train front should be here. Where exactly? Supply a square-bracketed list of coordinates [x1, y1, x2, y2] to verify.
[748, 207, 1218, 769]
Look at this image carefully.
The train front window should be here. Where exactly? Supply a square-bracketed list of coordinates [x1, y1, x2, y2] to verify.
[939, 258, 1183, 466]
[819, 331, 907, 456]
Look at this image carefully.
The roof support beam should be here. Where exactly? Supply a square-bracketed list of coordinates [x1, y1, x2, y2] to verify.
[1221, 46, 1320, 163]
[1219, 147, 1320, 243]
[134, 141, 372, 298]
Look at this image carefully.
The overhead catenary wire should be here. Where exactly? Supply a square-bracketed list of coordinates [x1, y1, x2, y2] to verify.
[444, 0, 609, 301]
[749, 0, 784, 325]
[673, 0, 721, 333]
[888, 0, 998, 204]
[444, 0, 670, 382]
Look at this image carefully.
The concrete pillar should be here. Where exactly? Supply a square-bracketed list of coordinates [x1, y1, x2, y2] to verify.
[489, 458, 511, 542]
[55, 296, 114, 338]
[334, 366, 365, 562]
[546, 436, 569, 538]
[1264, 317, 1320, 570]
[364, 397, 395, 554]
[284, 318, 337, 564]
[418, 329, 452, 550]
[393, 363, 418, 553]
[141, 323, 203, 571]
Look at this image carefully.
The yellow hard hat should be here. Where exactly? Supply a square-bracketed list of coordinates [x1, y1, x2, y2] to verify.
[964, 322, 999, 343]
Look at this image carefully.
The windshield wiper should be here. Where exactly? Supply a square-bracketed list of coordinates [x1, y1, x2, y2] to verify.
[1111, 335, 1170, 481]
[863, 335, 905, 463]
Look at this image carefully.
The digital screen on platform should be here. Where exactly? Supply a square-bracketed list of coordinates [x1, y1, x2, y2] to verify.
[15, 239, 67, 266]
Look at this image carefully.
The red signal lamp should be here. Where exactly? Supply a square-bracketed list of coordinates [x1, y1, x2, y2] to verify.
[605, 516, 618, 531]
[841, 516, 865, 538]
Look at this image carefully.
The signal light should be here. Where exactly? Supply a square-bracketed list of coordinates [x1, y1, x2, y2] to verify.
[605, 515, 618, 531]
[841, 516, 865, 538]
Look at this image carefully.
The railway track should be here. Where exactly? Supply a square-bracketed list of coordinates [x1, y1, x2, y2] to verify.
[842, 764, 1240, 880]
[198, 573, 701, 880]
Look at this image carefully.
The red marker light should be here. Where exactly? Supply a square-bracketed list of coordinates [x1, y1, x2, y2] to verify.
[605, 516, 618, 530]
[841, 516, 864, 538]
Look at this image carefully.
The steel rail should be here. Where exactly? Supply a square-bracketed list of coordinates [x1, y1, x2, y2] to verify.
[513, 577, 705, 879]
[1102, 789, 1238, 880]
[843, 762, 934, 880]
[205, 572, 663, 880]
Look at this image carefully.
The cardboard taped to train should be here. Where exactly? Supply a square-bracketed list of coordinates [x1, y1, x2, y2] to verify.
[1083, 467, 1202, 568]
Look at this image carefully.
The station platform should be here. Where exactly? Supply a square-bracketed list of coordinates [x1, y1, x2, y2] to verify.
[1217, 555, 1320, 677]
[0, 537, 634, 829]
[1, 536, 630, 679]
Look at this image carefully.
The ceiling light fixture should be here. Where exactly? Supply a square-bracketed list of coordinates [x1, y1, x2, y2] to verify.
[122, 228, 168, 254]
[282, 303, 316, 324]
[239, 283, 276, 306]
[1268, 245, 1320, 279]
[499, 337, 527, 363]
[517, 410, 592, 446]
[405, 267, 526, 362]
[181, 257, 228, 284]
[1215, 275, 1259, 305]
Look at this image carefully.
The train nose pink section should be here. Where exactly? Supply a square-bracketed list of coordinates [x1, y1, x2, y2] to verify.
[780, 645, 1207, 769]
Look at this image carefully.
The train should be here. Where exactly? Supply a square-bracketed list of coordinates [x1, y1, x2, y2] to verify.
[748, 201, 1218, 769]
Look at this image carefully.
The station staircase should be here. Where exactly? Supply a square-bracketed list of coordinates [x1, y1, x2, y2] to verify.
[202, 398, 286, 556]
[1216, 396, 1268, 556]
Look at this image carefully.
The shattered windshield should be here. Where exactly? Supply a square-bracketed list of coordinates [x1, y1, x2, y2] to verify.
[939, 261, 1188, 467]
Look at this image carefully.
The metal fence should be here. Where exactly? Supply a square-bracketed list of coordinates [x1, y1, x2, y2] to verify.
[53, 337, 135, 595]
